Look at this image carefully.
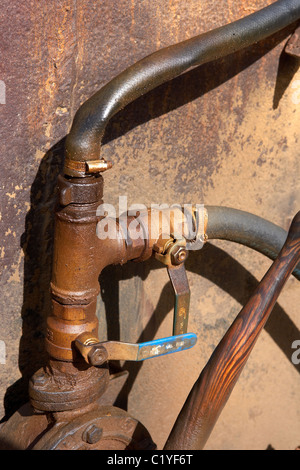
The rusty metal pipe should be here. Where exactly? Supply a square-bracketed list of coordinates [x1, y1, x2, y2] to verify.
[29, 178, 150, 411]
[46, 201, 198, 363]
[36, 173, 299, 414]
[46, 200, 300, 364]
[65, 0, 300, 174]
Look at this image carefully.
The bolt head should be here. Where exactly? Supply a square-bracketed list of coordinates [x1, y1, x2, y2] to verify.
[31, 370, 48, 387]
[88, 345, 108, 366]
[171, 247, 188, 265]
[82, 424, 103, 444]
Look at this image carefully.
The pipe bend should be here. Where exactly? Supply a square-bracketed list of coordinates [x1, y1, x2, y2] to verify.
[65, 0, 300, 171]
[205, 205, 300, 281]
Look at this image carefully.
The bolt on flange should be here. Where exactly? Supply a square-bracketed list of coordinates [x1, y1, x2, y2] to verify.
[75, 332, 109, 366]
[82, 424, 103, 444]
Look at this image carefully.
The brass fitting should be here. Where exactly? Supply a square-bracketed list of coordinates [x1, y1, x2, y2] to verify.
[64, 158, 113, 177]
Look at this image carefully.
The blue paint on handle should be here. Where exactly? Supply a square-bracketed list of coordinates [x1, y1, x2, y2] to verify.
[136, 333, 197, 361]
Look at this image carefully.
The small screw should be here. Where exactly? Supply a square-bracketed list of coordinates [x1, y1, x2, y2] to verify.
[82, 424, 103, 444]
[87, 345, 108, 366]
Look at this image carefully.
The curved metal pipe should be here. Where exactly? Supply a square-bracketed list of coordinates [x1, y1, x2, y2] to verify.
[205, 206, 300, 281]
[65, 0, 300, 172]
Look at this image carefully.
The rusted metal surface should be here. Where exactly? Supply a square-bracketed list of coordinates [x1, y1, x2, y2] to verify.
[0, 401, 155, 450]
[0, 0, 299, 450]
[33, 405, 156, 450]
[27, 168, 202, 417]
[29, 360, 109, 412]
[22, 171, 300, 445]
[0, 402, 49, 450]
[285, 25, 300, 57]
[46, 183, 201, 367]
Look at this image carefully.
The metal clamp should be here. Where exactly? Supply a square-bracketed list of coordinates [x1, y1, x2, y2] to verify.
[64, 157, 113, 176]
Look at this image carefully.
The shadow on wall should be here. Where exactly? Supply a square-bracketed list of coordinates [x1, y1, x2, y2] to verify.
[2, 24, 299, 421]
[102, 25, 299, 148]
[100, 243, 300, 411]
[2, 139, 65, 421]
[273, 47, 300, 109]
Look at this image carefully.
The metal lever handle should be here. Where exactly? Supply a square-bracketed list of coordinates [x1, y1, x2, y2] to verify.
[75, 237, 196, 365]
[154, 236, 191, 336]
[75, 332, 197, 365]
[168, 264, 190, 336]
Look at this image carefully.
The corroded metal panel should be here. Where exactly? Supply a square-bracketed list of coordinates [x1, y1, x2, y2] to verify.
[0, 0, 299, 450]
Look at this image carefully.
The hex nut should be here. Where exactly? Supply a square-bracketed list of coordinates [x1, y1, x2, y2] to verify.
[82, 424, 103, 444]
[170, 246, 188, 265]
[87, 345, 108, 366]
[31, 370, 49, 387]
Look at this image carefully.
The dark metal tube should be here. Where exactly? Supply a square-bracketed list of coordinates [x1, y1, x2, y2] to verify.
[206, 205, 300, 280]
[65, 0, 300, 168]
